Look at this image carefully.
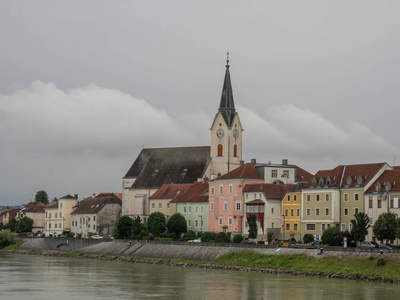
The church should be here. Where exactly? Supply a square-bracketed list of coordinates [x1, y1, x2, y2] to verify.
[122, 56, 243, 221]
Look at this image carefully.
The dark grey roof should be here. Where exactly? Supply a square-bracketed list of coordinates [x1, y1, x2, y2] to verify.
[218, 58, 236, 128]
[125, 146, 211, 189]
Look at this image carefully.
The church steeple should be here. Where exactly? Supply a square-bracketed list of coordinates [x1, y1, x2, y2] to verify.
[219, 52, 236, 128]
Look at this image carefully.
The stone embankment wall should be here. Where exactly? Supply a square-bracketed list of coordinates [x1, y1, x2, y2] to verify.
[18, 238, 400, 261]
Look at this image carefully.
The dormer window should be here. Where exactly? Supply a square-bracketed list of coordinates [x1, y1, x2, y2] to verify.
[375, 182, 381, 192]
[326, 177, 331, 186]
[311, 178, 317, 187]
[385, 182, 391, 192]
[319, 178, 325, 186]
[152, 169, 159, 178]
[346, 176, 353, 186]
[357, 176, 363, 185]
[181, 168, 188, 178]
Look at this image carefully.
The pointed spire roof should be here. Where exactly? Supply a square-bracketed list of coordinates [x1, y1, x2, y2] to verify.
[218, 52, 236, 128]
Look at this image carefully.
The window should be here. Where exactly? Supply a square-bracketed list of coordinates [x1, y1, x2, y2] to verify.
[235, 201, 241, 211]
[325, 194, 329, 201]
[322, 224, 325, 231]
[49, 223, 51, 229]
[271, 207, 274, 214]
[271, 169, 277, 178]
[200, 206, 204, 213]
[188, 206, 191, 213]
[286, 223, 290, 231]
[306, 209, 310, 216]
[195, 219, 198, 227]
[219, 185, 223, 194]
[287, 195, 291, 202]
[211, 187, 215, 195]
[195, 206, 199, 213]
[344, 208, 348, 216]
[93, 216, 95, 221]
[327, 224, 331, 228]
[233, 145, 238, 157]
[306, 224, 315, 230]
[294, 223, 298, 231]
[159, 203, 162, 209]
[210, 202, 214, 211]
[152, 203, 155, 209]
[296, 209, 300, 216]
[307, 195, 311, 202]
[188, 220, 191, 227]
[369, 198, 373, 208]
[316, 208, 320, 216]
[46, 212, 48, 218]
[59, 213, 62, 218]
[344, 194, 349, 201]
[55, 223, 57, 229]
[369, 217, 373, 226]
[294, 195, 297, 201]
[60, 203, 62, 208]
[378, 199, 382, 208]
[285, 209, 288, 217]
[283, 170, 289, 178]
[93, 225, 96, 230]
[349, 223, 353, 231]
[217, 144, 223, 156]
[272, 222, 274, 228]
[390, 199, 394, 208]
[355, 193, 359, 201]
[229, 184, 233, 194]
[167, 203, 170, 209]
[228, 217, 232, 226]
[316, 195, 320, 201]
[224, 201, 228, 211]
[355, 208, 359, 214]
[219, 217, 223, 226]
[290, 209, 294, 217]
[183, 206, 187, 213]
[341, 224, 345, 231]
[326, 208, 329, 216]
[201, 218, 204, 227]
[260, 206, 264, 212]
[55, 213, 58, 218]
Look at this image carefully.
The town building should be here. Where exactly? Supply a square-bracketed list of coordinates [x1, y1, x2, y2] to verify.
[44, 194, 78, 236]
[281, 183, 305, 241]
[71, 193, 122, 237]
[17, 201, 46, 233]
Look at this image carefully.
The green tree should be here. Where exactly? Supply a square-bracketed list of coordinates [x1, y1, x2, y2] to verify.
[396, 218, 400, 240]
[166, 213, 187, 240]
[351, 212, 370, 246]
[201, 231, 217, 242]
[321, 226, 340, 246]
[267, 232, 274, 244]
[35, 190, 49, 205]
[146, 212, 166, 237]
[0, 229, 17, 248]
[132, 216, 143, 239]
[215, 232, 230, 243]
[248, 214, 258, 239]
[373, 212, 397, 243]
[115, 215, 134, 239]
[7, 217, 18, 232]
[16, 217, 34, 233]
[303, 233, 314, 244]
[233, 234, 243, 243]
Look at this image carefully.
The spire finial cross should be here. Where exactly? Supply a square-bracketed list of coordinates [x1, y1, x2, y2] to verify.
[226, 52, 230, 66]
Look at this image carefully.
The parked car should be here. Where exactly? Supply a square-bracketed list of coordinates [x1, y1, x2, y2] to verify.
[90, 235, 103, 239]
[102, 235, 114, 240]
[193, 238, 201, 243]
[360, 241, 378, 248]
[240, 239, 254, 244]
[379, 244, 393, 250]
[307, 241, 317, 246]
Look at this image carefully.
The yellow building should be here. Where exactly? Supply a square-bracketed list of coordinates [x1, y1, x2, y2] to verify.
[44, 194, 78, 236]
[281, 184, 304, 241]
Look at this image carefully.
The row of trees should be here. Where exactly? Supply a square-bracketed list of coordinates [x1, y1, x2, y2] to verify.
[115, 212, 188, 240]
[0, 217, 33, 233]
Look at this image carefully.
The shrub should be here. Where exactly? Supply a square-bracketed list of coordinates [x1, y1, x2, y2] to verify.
[303, 233, 314, 244]
[0, 229, 17, 248]
[267, 232, 274, 244]
[183, 230, 196, 241]
[215, 232, 230, 243]
[377, 258, 386, 267]
[321, 227, 340, 246]
[201, 232, 217, 242]
[233, 234, 243, 243]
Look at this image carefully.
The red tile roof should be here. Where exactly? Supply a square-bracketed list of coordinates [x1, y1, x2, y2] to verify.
[21, 201, 46, 213]
[150, 184, 192, 200]
[366, 170, 400, 193]
[243, 183, 296, 200]
[216, 163, 263, 180]
[170, 181, 209, 203]
[46, 199, 59, 209]
[72, 193, 121, 214]
[99, 192, 122, 200]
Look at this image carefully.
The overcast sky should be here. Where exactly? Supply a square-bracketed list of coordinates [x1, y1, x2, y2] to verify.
[2, 1, 400, 206]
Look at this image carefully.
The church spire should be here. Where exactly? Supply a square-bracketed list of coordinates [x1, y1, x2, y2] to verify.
[218, 52, 236, 128]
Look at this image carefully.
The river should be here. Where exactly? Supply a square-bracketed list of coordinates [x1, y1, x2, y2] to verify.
[0, 253, 398, 299]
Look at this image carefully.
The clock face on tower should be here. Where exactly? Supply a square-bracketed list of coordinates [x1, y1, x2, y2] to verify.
[216, 128, 225, 139]
[233, 129, 239, 139]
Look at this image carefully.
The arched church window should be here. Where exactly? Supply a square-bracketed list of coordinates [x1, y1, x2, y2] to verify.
[233, 145, 238, 157]
[218, 144, 223, 156]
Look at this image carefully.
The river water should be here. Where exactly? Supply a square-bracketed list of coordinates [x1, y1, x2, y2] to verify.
[0, 253, 398, 299]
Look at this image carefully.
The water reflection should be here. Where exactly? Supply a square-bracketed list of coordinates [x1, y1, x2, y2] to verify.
[0, 253, 398, 300]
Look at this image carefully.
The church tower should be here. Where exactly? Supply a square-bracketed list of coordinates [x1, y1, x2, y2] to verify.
[210, 54, 243, 178]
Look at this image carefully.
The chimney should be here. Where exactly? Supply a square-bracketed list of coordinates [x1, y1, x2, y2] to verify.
[240, 160, 244, 166]
[251, 159, 257, 165]
[74, 194, 78, 200]
[282, 159, 288, 166]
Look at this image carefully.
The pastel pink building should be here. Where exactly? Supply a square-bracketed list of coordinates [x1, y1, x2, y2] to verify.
[208, 163, 264, 233]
